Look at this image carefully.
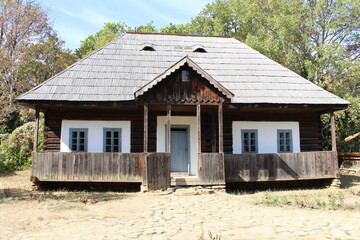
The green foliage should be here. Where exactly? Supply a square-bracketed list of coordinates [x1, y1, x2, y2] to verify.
[0, 109, 23, 134]
[75, 22, 129, 58]
[0, 119, 44, 173]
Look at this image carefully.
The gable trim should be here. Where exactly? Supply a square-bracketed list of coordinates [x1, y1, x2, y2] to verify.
[134, 56, 234, 100]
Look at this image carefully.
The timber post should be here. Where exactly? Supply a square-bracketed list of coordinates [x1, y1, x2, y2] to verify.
[143, 103, 148, 153]
[197, 104, 201, 154]
[218, 103, 224, 153]
[330, 112, 337, 152]
[166, 104, 171, 153]
[33, 106, 40, 152]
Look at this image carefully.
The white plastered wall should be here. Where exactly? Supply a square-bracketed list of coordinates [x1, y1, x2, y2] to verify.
[157, 116, 197, 175]
[233, 121, 300, 154]
[61, 120, 131, 152]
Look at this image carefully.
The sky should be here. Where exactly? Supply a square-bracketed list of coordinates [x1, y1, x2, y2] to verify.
[40, 0, 213, 51]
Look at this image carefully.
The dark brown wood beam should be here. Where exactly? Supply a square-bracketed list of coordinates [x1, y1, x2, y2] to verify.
[197, 104, 201, 154]
[166, 104, 171, 153]
[218, 103, 223, 153]
[33, 107, 40, 152]
[330, 112, 337, 151]
[143, 103, 148, 153]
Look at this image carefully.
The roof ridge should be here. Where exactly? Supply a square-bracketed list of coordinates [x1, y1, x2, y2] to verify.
[125, 31, 233, 39]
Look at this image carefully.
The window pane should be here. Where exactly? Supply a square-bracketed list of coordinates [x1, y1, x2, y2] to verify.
[251, 139, 255, 146]
[244, 139, 248, 146]
[114, 131, 119, 138]
[80, 132, 85, 138]
[114, 139, 119, 145]
[250, 132, 255, 139]
[72, 132, 77, 138]
[106, 131, 111, 138]
[244, 146, 249, 152]
[106, 146, 111, 152]
[80, 139, 85, 144]
[71, 144, 77, 151]
[106, 139, 111, 145]
[113, 146, 119, 152]
[79, 144, 84, 151]
[244, 132, 248, 139]
[250, 146, 255, 152]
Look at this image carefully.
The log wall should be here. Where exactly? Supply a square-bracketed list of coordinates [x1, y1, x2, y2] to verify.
[224, 112, 323, 153]
[225, 151, 338, 182]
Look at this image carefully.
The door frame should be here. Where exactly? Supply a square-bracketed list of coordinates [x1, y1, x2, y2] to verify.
[167, 124, 190, 174]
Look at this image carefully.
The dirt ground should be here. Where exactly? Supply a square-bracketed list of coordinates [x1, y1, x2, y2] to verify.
[1, 170, 360, 240]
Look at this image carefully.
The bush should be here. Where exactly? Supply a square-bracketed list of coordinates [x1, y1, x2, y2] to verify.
[0, 120, 43, 173]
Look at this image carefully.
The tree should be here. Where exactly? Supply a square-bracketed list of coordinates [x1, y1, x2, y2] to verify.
[75, 21, 159, 59]
[0, 0, 76, 122]
[75, 22, 129, 58]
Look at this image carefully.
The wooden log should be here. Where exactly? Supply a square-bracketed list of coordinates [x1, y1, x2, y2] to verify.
[143, 104, 148, 153]
[197, 104, 201, 154]
[330, 112, 337, 151]
[33, 107, 40, 152]
[218, 103, 223, 153]
[166, 104, 171, 153]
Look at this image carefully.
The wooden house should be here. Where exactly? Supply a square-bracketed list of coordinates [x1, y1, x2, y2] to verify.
[17, 32, 349, 190]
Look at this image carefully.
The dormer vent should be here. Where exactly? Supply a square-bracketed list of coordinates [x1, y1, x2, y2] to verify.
[192, 44, 207, 53]
[141, 43, 155, 51]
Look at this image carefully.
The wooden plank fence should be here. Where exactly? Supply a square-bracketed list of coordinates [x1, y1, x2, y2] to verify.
[31, 152, 145, 182]
[225, 151, 338, 182]
[198, 153, 225, 184]
[142, 153, 171, 190]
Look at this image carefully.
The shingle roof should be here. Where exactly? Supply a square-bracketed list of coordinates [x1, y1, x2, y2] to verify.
[17, 32, 349, 105]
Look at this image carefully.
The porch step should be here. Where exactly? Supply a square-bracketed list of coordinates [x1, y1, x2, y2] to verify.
[171, 176, 202, 186]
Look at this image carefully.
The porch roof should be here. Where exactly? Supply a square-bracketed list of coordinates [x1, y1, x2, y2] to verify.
[17, 32, 349, 106]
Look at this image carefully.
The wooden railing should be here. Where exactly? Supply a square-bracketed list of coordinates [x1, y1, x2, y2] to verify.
[32, 152, 171, 190]
[225, 151, 338, 182]
[198, 153, 225, 184]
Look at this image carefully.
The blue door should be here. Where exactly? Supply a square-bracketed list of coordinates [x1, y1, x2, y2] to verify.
[171, 127, 189, 172]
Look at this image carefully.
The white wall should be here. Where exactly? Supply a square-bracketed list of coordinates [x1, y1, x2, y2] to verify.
[157, 116, 198, 175]
[61, 120, 131, 153]
[233, 121, 300, 154]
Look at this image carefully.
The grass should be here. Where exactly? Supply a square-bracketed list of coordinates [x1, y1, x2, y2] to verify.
[255, 184, 360, 211]
[198, 231, 221, 240]
[0, 187, 127, 204]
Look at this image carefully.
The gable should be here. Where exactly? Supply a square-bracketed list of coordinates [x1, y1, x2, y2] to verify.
[137, 63, 229, 103]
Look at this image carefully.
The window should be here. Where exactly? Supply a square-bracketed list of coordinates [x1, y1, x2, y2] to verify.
[69, 128, 88, 152]
[103, 128, 122, 152]
[277, 130, 293, 153]
[182, 70, 189, 81]
[241, 129, 258, 153]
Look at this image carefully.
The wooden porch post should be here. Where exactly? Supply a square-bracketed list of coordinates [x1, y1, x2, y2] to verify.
[197, 104, 201, 154]
[211, 114, 216, 152]
[166, 104, 171, 153]
[33, 106, 40, 152]
[143, 103, 148, 153]
[218, 103, 223, 153]
[330, 112, 337, 151]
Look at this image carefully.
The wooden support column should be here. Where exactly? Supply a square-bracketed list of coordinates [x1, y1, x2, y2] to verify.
[143, 103, 148, 153]
[218, 103, 223, 153]
[197, 104, 201, 154]
[33, 107, 40, 152]
[166, 104, 171, 153]
[211, 113, 216, 153]
[330, 112, 337, 151]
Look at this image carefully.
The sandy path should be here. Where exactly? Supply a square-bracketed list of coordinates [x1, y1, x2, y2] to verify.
[1, 171, 360, 240]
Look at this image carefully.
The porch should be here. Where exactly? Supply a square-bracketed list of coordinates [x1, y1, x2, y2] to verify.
[31, 151, 339, 188]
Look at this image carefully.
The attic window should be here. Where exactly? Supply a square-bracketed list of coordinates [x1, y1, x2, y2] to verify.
[193, 47, 207, 53]
[182, 70, 190, 82]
